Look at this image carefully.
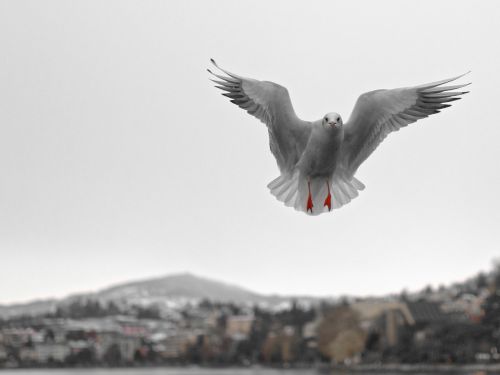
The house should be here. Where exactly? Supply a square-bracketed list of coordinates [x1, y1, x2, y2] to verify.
[302, 318, 320, 342]
[0, 344, 7, 362]
[351, 300, 415, 331]
[351, 299, 451, 347]
[441, 292, 487, 322]
[33, 342, 70, 363]
[19, 346, 38, 363]
[94, 330, 121, 361]
[225, 315, 254, 340]
[117, 335, 142, 362]
[364, 300, 465, 349]
[1, 328, 36, 347]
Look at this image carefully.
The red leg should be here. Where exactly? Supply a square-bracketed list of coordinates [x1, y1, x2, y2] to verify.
[324, 181, 332, 211]
[306, 180, 314, 213]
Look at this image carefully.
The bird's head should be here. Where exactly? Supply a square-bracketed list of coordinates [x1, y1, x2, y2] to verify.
[322, 112, 343, 130]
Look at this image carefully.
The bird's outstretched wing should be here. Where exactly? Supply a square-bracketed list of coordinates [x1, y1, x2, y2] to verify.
[341, 73, 470, 178]
[208, 59, 311, 173]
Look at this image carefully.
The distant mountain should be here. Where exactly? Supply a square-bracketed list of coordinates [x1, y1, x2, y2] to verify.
[96, 272, 266, 304]
[0, 299, 59, 319]
[0, 273, 320, 318]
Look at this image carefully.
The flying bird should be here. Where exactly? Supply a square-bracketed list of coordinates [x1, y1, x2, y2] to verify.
[208, 59, 470, 216]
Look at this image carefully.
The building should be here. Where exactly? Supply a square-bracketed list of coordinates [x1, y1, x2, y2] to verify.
[33, 342, 70, 363]
[225, 315, 254, 340]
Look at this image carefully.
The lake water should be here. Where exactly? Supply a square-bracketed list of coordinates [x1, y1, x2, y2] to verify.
[0, 368, 496, 375]
[0, 368, 319, 375]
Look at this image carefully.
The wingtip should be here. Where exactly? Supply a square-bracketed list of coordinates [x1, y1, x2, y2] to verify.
[455, 71, 472, 87]
[458, 71, 472, 85]
[421, 71, 472, 90]
[208, 58, 222, 72]
[450, 71, 471, 82]
[211, 58, 226, 73]
[207, 58, 241, 80]
[446, 71, 472, 85]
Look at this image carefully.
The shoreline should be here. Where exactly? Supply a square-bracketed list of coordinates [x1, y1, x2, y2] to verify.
[330, 363, 500, 373]
[2, 363, 500, 372]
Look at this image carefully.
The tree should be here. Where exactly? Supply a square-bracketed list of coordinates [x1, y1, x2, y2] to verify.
[261, 333, 280, 364]
[328, 329, 365, 363]
[423, 285, 433, 295]
[317, 305, 365, 363]
[103, 344, 122, 366]
[482, 270, 500, 333]
[476, 272, 488, 289]
[44, 328, 55, 342]
[135, 305, 161, 320]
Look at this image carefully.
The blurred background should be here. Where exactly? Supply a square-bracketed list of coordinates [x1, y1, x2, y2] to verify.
[0, 0, 499, 370]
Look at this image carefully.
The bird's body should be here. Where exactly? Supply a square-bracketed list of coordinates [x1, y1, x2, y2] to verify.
[297, 119, 343, 178]
[208, 59, 470, 216]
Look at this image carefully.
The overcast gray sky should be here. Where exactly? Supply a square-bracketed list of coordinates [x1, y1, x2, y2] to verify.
[1, 0, 499, 304]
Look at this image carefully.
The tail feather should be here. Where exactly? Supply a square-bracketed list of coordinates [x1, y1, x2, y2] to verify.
[332, 184, 347, 207]
[339, 179, 358, 200]
[276, 179, 295, 201]
[337, 182, 352, 201]
[268, 175, 288, 191]
[284, 184, 298, 206]
[351, 176, 365, 191]
[267, 171, 365, 215]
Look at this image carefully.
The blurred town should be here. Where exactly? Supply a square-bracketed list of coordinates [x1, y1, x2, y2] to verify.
[1, 265, 500, 369]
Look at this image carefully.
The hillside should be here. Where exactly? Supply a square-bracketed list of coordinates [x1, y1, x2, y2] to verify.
[0, 273, 314, 318]
[96, 272, 264, 303]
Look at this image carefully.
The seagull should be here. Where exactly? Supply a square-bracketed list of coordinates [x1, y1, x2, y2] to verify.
[208, 59, 470, 216]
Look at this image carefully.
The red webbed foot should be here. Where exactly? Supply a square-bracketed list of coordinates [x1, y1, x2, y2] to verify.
[307, 193, 314, 213]
[324, 193, 332, 211]
[324, 180, 332, 211]
[306, 180, 314, 213]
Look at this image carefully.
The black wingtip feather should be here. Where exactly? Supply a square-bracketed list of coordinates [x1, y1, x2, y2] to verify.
[222, 93, 244, 99]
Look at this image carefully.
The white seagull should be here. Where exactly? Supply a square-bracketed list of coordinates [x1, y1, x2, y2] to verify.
[208, 59, 470, 216]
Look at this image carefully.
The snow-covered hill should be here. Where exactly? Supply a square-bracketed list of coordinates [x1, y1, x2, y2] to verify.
[0, 273, 320, 318]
